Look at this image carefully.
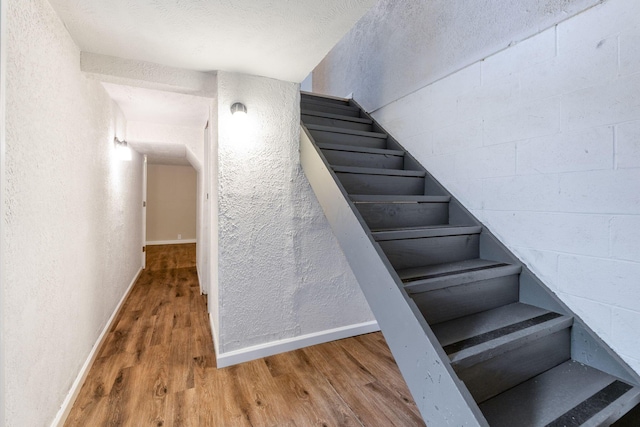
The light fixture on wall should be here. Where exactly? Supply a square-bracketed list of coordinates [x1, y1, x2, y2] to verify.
[230, 102, 247, 116]
[114, 137, 132, 161]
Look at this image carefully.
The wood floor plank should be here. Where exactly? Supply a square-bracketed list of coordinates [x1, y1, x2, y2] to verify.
[65, 244, 424, 427]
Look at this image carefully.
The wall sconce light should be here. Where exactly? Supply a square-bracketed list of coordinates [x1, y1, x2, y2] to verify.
[230, 102, 247, 116]
[114, 137, 132, 161]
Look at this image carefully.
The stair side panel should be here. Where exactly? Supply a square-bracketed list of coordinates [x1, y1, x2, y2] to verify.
[300, 127, 488, 427]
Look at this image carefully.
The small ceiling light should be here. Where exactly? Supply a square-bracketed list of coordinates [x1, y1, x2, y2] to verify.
[230, 102, 247, 116]
[114, 137, 132, 161]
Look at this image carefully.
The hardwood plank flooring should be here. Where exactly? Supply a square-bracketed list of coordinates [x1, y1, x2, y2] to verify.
[65, 244, 425, 427]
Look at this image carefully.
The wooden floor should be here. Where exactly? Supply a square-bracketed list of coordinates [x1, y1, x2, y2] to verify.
[65, 244, 425, 427]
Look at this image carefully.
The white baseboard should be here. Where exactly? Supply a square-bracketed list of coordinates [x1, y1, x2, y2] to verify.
[216, 320, 380, 368]
[50, 267, 143, 427]
[146, 239, 196, 246]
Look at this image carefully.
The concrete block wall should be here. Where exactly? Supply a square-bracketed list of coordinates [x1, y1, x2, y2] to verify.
[314, 0, 640, 373]
[371, 0, 640, 372]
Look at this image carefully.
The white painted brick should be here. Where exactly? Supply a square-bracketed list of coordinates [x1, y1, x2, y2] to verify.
[374, 95, 426, 139]
[484, 211, 610, 257]
[561, 72, 640, 131]
[616, 120, 640, 169]
[558, 169, 640, 214]
[620, 30, 640, 76]
[483, 96, 561, 146]
[557, 255, 640, 312]
[558, 293, 612, 338]
[520, 35, 618, 101]
[422, 153, 455, 184]
[402, 131, 435, 160]
[455, 142, 516, 180]
[610, 216, 640, 262]
[510, 247, 559, 289]
[447, 179, 484, 211]
[516, 126, 614, 175]
[483, 174, 561, 212]
[482, 27, 556, 85]
[432, 118, 483, 156]
[558, 0, 640, 49]
[612, 307, 640, 360]
[457, 73, 521, 120]
[620, 355, 640, 375]
[430, 62, 481, 98]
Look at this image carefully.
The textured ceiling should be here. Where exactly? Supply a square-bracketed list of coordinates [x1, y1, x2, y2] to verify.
[48, 0, 377, 83]
[102, 83, 210, 128]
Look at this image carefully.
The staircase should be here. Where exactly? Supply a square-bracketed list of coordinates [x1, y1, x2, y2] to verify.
[299, 92, 640, 426]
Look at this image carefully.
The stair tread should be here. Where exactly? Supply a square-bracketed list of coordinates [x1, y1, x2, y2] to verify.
[301, 98, 359, 112]
[301, 92, 351, 105]
[317, 143, 404, 156]
[398, 258, 509, 281]
[480, 360, 640, 427]
[401, 259, 522, 294]
[372, 225, 482, 241]
[301, 109, 373, 124]
[306, 124, 387, 139]
[431, 302, 572, 366]
[350, 194, 450, 203]
[332, 165, 425, 177]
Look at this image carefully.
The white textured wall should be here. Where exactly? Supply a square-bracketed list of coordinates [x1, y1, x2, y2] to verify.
[3, 0, 143, 425]
[215, 71, 374, 354]
[315, 0, 640, 373]
[207, 98, 220, 348]
[314, 0, 600, 112]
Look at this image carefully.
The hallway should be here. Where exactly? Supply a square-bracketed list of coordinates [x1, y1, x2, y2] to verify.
[64, 244, 424, 426]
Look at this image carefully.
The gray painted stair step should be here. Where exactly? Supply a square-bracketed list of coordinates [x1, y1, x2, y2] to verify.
[306, 124, 387, 139]
[432, 302, 573, 403]
[480, 360, 640, 427]
[372, 225, 481, 241]
[301, 92, 351, 106]
[302, 110, 373, 132]
[332, 165, 425, 177]
[301, 100, 361, 117]
[378, 231, 480, 270]
[432, 303, 566, 357]
[399, 258, 516, 284]
[301, 110, 371, 123]
[317, 143, 403, 156]
[356, 200, 450, 231]
[300, 97, 356, 110]
[350, 194, 450, 203]
[402, 259, 522, 325]
[336, 172, 425, 196]
[309, 127, 387, 148]
[321, 144, 406, 170]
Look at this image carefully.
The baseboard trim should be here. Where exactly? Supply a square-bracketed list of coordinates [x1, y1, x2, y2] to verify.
[50, 267, 143, 427]
[146, 239, 196, 246]
[216, 320, 380, 368]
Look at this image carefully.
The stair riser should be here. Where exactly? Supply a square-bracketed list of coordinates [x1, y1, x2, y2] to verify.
[309, 129, 386, 149]
[411, 275, 520, 325]
[322, 149, 404, 169]
[457, 328, 571, 404]
[379, 234, 480, 270]
[336, 173, 425, 196]
[356, 202, 449, 230]
[301, 95, 351, 106]
[302, 114, 372, 132]
[301, 101, 360, 117]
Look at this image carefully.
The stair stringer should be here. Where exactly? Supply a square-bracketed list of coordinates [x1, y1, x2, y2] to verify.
[361, 101, 640, 389]
[300, 127, 489, 426]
